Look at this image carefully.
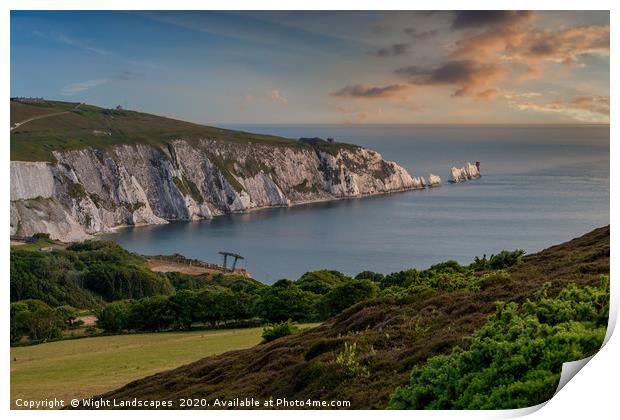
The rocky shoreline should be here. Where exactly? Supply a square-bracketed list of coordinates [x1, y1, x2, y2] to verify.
[11, 138, 432, 242]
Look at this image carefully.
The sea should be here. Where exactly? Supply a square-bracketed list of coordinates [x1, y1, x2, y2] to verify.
[104, 125, 610, 284]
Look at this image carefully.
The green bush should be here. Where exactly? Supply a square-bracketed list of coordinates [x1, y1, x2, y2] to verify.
[96, 300, 132, 332]
[389, 278, 609, 409]
[11, 299, 64, 343]
[296, 270, 350, 295]
[11, 240, 174, 308]
[470, 249, 525, 271]
[262, 320, 300, 342]
[254, 280, 319, 322]
[321, 279, 379, 317]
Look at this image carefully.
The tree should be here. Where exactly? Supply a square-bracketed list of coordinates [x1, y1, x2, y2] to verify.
[167, 290, 197, 330]
[128, 295, 173, 331]
[354, 270, 385, 285]
[195, 289, 236, 327]
[10, 299, 64, 342]
[253, 280, 319, 322]
[96, 300, 132, 332]
[296, 270, 350, 295]
[321, 279, 379, 317]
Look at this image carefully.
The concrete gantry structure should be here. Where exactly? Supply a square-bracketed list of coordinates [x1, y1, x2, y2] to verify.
[219, 251, 245, 272]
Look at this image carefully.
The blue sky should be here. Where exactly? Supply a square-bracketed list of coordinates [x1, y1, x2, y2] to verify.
[11, 11, 610, 124]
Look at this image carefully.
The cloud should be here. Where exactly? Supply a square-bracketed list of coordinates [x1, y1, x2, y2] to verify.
[53, 33, 111, 56]
[403, 28, 438, 40]
[516, 25, 610, 65]
[370, 43, 411, 57]
[60, 79, 108, 96]
[270, 90, 288, 104]
[451, 11, 534, 29]
[112, 71, 145, 80]
[330, 84, 408, 99]
[395, 60, 504, 96]
[513, 95, 609, 122]
[452, 19, 609, 66]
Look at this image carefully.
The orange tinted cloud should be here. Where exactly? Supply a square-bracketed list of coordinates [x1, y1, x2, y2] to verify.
[514, 95, 609, 122]
[395, 60, 504, 97]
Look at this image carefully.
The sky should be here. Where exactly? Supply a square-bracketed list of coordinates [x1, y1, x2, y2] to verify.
[10, 11, 610, 124]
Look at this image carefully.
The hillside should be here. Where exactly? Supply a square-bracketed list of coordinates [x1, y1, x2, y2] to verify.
[10, 100, 426, 241]
[91, 226, 610, 409]
[10, 100, 302, 162]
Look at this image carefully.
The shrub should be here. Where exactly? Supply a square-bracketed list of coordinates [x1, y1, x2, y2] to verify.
[254, 281, 319, 322]
[334, 342, 369, 378]
[11, 299, 64, 342]
[296, 270, 350, 295]
[470, 249, 525, 271]
[321, 279, 378, 317]
[96, 300, 132, 332]
[262, 320, 300, 342]
[389, 278, 609, 409]
[355, 270, 385, 285]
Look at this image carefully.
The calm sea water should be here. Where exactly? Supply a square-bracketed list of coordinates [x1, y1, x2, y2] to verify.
[105, 125, 609, 283]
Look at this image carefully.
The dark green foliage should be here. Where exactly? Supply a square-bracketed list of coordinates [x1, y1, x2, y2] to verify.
[254, 280, 320, 322]
[10, 248, 100, 308]
[55, 305, 79, 327]
[355, 270, 385, 285]
[165, 272, 212, 291]
[195, 289, 237, 327]
[321, 279, 379, 317]
[470, 249, 525, 271]
[11, 240, 174, 308]
[389, 278, 609, 409]
[381, 268, 418, 288]
[262, 320, 300, 342]
[128, 296, 174, 332]
[11, 299, 64, 343]
[167, 290, 198, 330]
[296, 270, 350, 295]
[84, 263, 173, 301]
[96, 300, 132, 332]
[208, 273, 264, 293]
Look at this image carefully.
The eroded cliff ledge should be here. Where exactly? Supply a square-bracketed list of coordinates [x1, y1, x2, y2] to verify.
[11, 138, 424, 241]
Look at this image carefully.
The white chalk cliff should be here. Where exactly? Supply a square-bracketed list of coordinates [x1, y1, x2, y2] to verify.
[10, 139, 424, 241]
[428, 174, 442, 187]
[450, 163, 481, 183]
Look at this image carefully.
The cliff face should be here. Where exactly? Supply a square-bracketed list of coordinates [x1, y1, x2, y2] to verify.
[10, 139, 423, 241]
[450, 163, 481, 183]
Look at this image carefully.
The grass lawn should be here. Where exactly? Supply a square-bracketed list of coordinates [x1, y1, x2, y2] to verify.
[11, 324, 319, 409]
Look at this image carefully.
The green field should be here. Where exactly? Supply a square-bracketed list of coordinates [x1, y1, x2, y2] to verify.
[11, 324, 318, 409]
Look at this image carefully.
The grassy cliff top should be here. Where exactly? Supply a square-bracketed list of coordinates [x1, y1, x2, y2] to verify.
[10, 100, 316, 161]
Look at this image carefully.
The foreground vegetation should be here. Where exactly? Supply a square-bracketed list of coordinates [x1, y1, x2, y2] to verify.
[11, 325, 314, 409]
[390, 278, 609, 409]
[11, 236, 525, 344]
[10, 228, 609, 409]
[91, 226, 608, 409]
